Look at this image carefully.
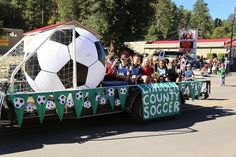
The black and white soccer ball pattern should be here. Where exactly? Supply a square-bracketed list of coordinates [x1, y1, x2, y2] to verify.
[58, 95, 67, 105]
[115, 99, 121, 106]
[100, 96, 107, 105]
[119, 87, 127, 95]
[75, 91, 84, 100]
[14, 98, 25, 108]
[83, 100, 92, 109]
[24, 27, 106, 92]
[25, 104, 35, 113]
[37, 95, 47, 105]
[107, 88, 115, 96]
[46, 100, 56, 110]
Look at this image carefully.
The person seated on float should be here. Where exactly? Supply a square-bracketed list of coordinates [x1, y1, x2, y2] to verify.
[157, 60, 169, 82]
[167, 59, 178, 82]
[116, 55, 130, 82]
[184, 64, 195, 81]
[141, 57, 154, 83]
[150, 55, 159, 82]
[104, 55, 118, 81]
[130, 54, 143, 84]
[200, 64, 211, 77]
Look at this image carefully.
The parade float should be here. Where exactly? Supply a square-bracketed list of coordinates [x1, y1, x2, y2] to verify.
[0, 22, 210, 127]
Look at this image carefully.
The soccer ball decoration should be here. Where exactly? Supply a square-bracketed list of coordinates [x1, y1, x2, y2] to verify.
[58, 95, 67, 105]
[24, 27, 106, 92]
[14, 98, 25, 108]
[66, 99, 74, 108]
[46, 100, 56, 110]
[95, 94, 101, 101]
[84, 100, 91, 109]
[25, 104, 35, 113]
[190, 82, 195, 89]
[180, 84, 186, 89]
[75, 91, 84, 100]
[107, 88, 115, 97]
[115, 99, 121, 106]
[119, 87, 127, 95]
[100, 96, 106, 105]
[37, 95, 47, 105]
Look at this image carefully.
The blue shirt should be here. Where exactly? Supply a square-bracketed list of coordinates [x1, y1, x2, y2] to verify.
[157, 67, 167, 76]
[130, 65, 142, 76]
[117, 64, 129, 76]
[184, 70, 194, 78]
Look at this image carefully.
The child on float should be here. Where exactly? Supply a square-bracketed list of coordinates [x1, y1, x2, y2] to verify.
[183, 64, 195, 81]
[156, 59, 169, 82]
[130, 54, 143, 84]
[141, 57, 154, 83]
[151, 55, 159, 82]
[167, 59, 178, 82]
[104, 55, 118, 81]
[116, 54, 130, 82]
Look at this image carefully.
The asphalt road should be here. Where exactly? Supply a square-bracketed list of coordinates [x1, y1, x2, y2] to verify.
[0, 73, 236, 157]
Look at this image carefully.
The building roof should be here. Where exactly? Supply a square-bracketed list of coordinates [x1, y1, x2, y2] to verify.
[146, 38, 230, 44]
[23, 21, 102, 39]
[224, 38, 236, 47]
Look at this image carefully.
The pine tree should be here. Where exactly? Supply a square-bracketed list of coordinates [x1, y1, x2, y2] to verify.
[190, 0, 212, 38]
[24, 0, 54, 30]
[147, 0, 179, 40]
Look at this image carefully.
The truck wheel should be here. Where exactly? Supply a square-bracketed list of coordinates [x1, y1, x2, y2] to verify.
[130, 93, 145, 123]
[180, 92, 185, 104]
[203, 93, 209, 99]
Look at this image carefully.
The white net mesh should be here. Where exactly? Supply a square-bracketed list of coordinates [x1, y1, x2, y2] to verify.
[0, 39, 24, 80]
[0, 39, 29, 92]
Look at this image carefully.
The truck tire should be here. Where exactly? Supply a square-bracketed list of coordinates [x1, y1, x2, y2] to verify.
[130, 93, 146, 123]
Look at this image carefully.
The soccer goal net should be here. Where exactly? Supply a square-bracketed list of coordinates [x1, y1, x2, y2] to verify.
[0, 25, 78, 93]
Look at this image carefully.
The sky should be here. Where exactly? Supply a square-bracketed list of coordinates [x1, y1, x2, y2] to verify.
[173, 0, 236, 20]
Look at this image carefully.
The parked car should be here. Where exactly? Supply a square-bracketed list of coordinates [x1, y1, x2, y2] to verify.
[153, 51, 197, 67]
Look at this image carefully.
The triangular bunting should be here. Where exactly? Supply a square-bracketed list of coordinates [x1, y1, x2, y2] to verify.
[88, 89, 103, 114]
[32, 92, 51, 124]
[188, 81, 196, 100]
[118, 86, 129, 110]
[106, 87, 115, 110]
[10, 94, 28, 127]
[196, 81, 203, 97]
[178, 82, 188, 94]
[53, 91, 68, 121]
[71, 90, 86, 119]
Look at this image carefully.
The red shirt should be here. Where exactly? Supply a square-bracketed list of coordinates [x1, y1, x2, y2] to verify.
[106, 63, 114, 75]
[142, 66, 152, 76]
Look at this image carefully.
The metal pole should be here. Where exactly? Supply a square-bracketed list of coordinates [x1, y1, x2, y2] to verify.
[41, 10, 44, 26]
[72, 27, 77, 89]
[229, 7, 236, 61]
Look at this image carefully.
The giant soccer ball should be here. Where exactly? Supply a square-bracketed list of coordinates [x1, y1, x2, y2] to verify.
[24, 27, 105, 92]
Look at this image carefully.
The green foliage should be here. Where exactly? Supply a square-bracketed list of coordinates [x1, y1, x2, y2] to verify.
[177, 5, 191, 29]
[212, 27, 230, 38]
[0, 0, 235, 52]
[206, 53, 214, 59]
[82, 0, 153, 52]
[24, 0, 55, 29]
[214, 18, 222, 28]
[150, 0, 179, 40]
[190, 0, 212, 39]
[0, 0, 25, 29]
[218, 53, 227, 60]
